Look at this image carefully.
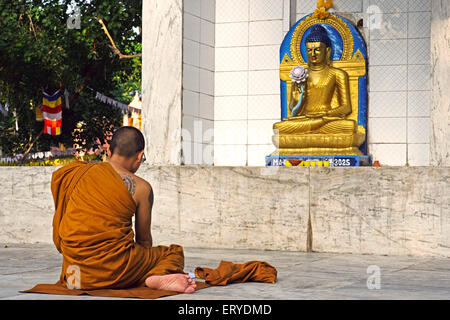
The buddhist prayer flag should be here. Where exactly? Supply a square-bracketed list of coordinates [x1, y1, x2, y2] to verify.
[42, 90, 62, 135]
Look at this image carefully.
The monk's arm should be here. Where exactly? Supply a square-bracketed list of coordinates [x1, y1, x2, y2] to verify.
[135, 183, 153, 247]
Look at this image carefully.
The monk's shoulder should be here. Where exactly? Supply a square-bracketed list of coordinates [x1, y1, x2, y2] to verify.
[131, 175, 153, 206]
[133, 175, 153, 196]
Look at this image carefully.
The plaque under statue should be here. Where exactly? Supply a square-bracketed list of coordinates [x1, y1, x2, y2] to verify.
[266, 5, 371, 167]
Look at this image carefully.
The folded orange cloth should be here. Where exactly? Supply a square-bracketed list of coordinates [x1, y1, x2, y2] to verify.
[22, 161, 277, 299]
[195, 260, 277, 286]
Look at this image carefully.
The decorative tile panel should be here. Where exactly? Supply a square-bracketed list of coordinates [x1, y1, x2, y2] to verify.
[408, 91, 430, 117]
[369, 39, 407, 65]
[408, 117, 430, 144]
[215, 22, 249, 47]
[216, 0, 249, 23]
[408, 12, 431, 38]
[249, 45, 280, 70]
[369, 66, 407, 92]
[215, 96, 248, 120]
[215, 47, 249, 71]
[369, 92, 407, 118]
[250, 0, 284, 21]
[408, 144, 430, 166]
[408, 0, 431, 12]
[215, 72, 248, 96]
[408, 65, 430, 91]
[248, 70, 280, 95]
[369, 118, 407, 143]
[408, 38, 431, 65]
[248, 95, 281, 120]
[370, 13, 408, 40]
[369, 144, 407, 166]
[249, 20, 284, 46]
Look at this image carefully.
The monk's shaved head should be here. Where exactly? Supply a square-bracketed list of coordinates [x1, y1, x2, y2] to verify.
[110, 126, 145, 158]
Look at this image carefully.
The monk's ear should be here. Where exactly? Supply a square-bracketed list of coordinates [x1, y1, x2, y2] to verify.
[137, 149, 144, 162]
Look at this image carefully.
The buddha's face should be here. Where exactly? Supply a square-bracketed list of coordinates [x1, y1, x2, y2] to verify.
[306, 42, 330, 66]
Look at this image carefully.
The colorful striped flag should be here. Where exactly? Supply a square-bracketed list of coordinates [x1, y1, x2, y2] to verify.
[42, 90, 62, 135]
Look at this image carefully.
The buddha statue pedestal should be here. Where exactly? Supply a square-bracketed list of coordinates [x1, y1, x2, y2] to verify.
[266, 11, 371, 167]
[266, 154, 371, 167]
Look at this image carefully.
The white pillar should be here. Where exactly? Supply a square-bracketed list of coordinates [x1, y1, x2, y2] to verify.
[430, 0, 450, 166]
[142, 0, 183, 165]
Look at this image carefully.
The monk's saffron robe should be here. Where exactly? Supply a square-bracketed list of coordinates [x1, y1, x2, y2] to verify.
[47, 161, 185, 290]
[23, 161, 277, 299]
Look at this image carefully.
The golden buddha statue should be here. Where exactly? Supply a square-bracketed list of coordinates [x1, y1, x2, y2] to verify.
[272, 24, 365, 156]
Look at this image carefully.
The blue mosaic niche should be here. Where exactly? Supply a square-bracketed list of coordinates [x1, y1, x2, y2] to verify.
[278, 13, 369, 155]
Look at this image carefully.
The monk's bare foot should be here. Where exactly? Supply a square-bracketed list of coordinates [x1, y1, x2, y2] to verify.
[145, 274, 197, 293]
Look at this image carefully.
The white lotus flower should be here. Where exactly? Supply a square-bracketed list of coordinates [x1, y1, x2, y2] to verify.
[289, 66, 309, 83]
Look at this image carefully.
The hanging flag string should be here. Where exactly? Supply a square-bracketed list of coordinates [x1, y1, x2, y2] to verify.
[0, 103, 6, 116]
[64, 89, 70, 110]
[89, 87, 126, 111]
[96, 91, 142, 114]
[86, 86, 141, 114]
[0, 102, 9, 115]
[13, 109, 19, 131]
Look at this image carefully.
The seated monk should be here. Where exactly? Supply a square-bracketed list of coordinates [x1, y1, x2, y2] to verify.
[52, 126, 196, 293]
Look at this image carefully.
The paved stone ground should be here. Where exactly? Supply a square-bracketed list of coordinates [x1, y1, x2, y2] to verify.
[1, 244, 449, 300]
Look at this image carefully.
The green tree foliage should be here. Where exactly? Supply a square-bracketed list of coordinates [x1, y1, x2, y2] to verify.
[0, 0, 142, 156]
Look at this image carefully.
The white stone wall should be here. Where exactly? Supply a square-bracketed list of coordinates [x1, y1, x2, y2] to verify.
[142, 0, 183, 165]
[2, 166, 450, 257]
[182, 0, 215, 165]
[430, 0, 450, 166]
[181, 0, 434, 166]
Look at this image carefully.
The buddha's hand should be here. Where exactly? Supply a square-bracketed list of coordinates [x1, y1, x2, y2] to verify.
[290, 81, 304, 102]
[292, 81, 305, 93]
[305, 111, 327, 118]
[289, 83, 300, 112]
[291, 81, 299, 94]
